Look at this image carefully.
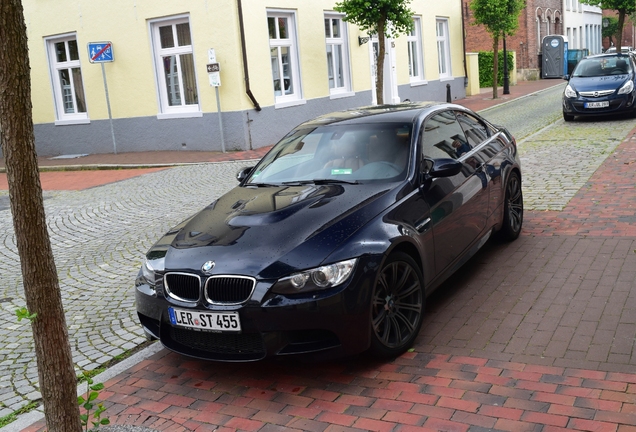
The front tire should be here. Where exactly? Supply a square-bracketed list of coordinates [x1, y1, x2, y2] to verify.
[370, 252, 424, 358]
[498, 171, 523, 241]
[563, 112, 574, 122]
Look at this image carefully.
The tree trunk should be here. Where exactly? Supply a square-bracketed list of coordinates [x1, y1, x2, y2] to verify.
[376, 15, 386, 105]
[0, 1, 82, 431]
[616, 11, 626, 53]
[492, 34, 499, 99]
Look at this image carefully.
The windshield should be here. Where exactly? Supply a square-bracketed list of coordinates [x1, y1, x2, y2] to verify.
[246, 122, 412, 185]
[573, 56, 631, 77]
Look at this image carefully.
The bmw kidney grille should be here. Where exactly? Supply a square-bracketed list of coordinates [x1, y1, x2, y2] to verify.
[164, 273, 255, 304]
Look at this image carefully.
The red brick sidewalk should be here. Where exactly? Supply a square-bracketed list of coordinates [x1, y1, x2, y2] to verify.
[23, 351, 636, 432]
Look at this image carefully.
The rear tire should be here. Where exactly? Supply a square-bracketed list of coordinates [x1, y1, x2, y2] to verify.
[370, 252, 424, 358]
[498, 171, 523, 242]
[563, 112, 574, 122]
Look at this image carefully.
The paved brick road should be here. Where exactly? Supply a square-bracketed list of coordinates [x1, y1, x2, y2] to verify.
[6, 83, 636, 431]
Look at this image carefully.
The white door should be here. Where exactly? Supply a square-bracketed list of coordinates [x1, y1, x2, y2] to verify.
[369, 35, 399, 105]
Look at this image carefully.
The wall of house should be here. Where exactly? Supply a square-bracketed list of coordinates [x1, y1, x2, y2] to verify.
[562, 1, 602, 55]
[24, 0, 467, 156]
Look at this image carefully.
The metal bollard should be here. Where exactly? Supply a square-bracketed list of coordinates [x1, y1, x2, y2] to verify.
[446, 84, 451, 103]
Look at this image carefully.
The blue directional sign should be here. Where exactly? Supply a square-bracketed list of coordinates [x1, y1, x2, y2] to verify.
[87, 42, 114, 63]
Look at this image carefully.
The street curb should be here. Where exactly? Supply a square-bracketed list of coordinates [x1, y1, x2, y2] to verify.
[0, 342, 164, 432]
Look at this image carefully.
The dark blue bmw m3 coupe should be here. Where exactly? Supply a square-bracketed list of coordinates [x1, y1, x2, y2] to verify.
[135, 102, 523, 362]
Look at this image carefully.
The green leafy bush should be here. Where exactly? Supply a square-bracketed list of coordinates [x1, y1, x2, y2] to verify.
[478, 51, 514, 88]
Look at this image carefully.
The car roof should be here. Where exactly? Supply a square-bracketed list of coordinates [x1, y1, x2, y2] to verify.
[585, 53, 631, 60]
[296, 102, 465, 128]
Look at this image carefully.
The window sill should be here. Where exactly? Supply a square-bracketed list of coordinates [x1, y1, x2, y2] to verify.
[55, 118, 90, 126]
[440, 76, 455, 82]
[274, 99, 307, 109]
[156, 111, 203, 120]
[329, 91, 355, 100]
[410, 80, 428, 87]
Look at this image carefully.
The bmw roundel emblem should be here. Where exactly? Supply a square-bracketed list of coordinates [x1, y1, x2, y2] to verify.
[201, 260, 215, 274]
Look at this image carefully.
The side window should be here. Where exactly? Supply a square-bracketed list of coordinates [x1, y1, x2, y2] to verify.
[436, 18, 452, 78]
[149, 16, 200, 118]
[407, 17, 425, 82]
[421, 111, 471, 160]
[268, 10, 303, 107]
[455, 112, 490, 147]
[45, 34, 88, 124]
[324, 13, 352, 96]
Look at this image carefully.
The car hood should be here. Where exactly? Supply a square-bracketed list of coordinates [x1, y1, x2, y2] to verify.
[570, 75, 630, 92]
[151, 183, 398, 279]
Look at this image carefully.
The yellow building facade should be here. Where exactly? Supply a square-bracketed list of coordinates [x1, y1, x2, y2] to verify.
[23, 0, 466, 155]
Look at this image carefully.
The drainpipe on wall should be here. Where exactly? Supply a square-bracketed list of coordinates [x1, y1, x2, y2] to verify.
[237, 0, 261, 111]
[461, 0, 469, 87]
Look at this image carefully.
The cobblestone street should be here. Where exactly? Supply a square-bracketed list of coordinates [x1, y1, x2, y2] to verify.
[0, 163, 247, 416]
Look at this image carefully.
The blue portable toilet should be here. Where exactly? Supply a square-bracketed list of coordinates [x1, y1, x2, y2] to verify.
[542, 35, 568, 78]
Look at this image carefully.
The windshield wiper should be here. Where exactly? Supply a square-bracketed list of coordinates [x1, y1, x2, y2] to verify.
[279, 179, 359, 186]
[312, 179, 359, 185]
[245, 182, 280, 187]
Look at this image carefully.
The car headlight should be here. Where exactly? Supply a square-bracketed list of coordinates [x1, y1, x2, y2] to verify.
[271, 258, 358, 294]
[139, 257, 165, 287]
[618, 80, 634, 95]
[564, 84, 577, 98]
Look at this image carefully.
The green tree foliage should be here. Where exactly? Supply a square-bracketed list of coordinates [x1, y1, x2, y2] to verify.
[584, 0, 636, 52]
[602, 16, 620, 48]
[470, 0, 524, 99]
[335, 0, 414, 105]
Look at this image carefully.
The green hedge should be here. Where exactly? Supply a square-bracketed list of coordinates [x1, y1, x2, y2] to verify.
[478, 51, 514, 88]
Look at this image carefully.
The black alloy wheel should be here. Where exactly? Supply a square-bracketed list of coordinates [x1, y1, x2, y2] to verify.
[499, 170, 523, 241]
[370, 252, 424, 358]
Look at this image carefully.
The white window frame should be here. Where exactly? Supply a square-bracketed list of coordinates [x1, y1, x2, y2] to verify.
[436, 18, 452, 80]
[149, 15, 202, 119]
[45, 33, 89, 125]
[324, 13, 353, 98]
[407, 16, 426, 85]
[268, 10, 305, 109]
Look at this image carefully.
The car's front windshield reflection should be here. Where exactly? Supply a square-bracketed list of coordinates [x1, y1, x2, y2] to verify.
[573, 57, 632, 77]
[246, 123, 412, 185]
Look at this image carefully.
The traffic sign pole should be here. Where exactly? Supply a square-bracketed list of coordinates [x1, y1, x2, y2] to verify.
[208, 48, 225, 153]
[88, 42, 116, 154]
[215, 87, 225, 153]
[101, 63, 117, 154]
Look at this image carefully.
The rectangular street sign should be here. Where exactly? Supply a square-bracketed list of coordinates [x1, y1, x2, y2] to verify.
[88, 42, 114, 63]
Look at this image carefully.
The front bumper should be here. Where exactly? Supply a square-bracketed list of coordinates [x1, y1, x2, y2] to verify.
[563, 92, 635, 117]
[135, 254, 382, 361]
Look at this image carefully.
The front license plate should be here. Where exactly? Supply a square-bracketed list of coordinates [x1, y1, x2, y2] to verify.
[584, 101, 609, 108]
[168, 307, 241, 332]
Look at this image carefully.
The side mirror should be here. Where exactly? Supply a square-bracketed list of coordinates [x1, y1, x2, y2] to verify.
[236, 166, 255, 183]
[428, 158, 463, 178]
[563, 74, 570, 81]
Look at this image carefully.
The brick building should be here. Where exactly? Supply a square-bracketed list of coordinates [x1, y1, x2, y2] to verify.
[463, 0, 563, 80]
[602, 10, 636, 51]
